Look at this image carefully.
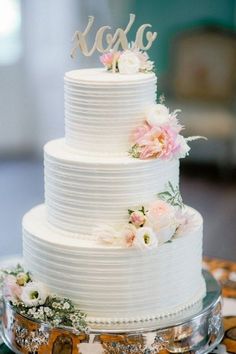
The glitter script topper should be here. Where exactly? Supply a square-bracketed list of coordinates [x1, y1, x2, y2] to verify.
[71, 14, 157, 58]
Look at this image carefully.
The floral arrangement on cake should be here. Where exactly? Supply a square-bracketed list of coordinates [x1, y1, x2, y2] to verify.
[1, 265, 89, 333]
[129, 97, 205, 160]
[96, 182, 199, 249]
[100, 44, 154, 74]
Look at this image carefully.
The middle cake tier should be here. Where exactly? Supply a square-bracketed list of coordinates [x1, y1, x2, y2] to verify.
[45, 139, 179, 235]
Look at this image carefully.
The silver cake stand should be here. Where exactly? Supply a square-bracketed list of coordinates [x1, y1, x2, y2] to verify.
[1, 270, 224, 354]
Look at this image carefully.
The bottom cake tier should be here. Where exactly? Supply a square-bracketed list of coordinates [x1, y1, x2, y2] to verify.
[23, 204, 206, 327]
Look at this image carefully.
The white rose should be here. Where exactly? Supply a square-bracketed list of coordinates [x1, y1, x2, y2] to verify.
[145, 104, 170, 127]
[118, 50, 141, 75]
[146, 200, 177, 244]
[20, 282, 47, 307]
[133, 227, 158, 250]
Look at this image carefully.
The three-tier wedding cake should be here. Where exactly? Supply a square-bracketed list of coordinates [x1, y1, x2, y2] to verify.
[22, 16, 206, 329]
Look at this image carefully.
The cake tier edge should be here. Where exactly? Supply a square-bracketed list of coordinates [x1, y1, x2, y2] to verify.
[44, 138, 179, 235]
[23, 204, 206, 326]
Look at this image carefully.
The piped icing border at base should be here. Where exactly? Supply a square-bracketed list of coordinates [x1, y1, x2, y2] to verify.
[87, 280, 206, 328]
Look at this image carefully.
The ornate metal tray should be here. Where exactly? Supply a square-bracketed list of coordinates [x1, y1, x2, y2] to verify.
[1, 270, 223, 354]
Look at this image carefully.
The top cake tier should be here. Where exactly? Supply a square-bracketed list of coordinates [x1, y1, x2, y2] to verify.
[64, 68, 157, 156]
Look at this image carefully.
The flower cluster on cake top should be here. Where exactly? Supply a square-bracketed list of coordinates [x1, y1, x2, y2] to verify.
[100, 44, 154, 74]
[129, 97, 205, 160]
[1, 265, 89, 333]
[96, 182, 199, 250]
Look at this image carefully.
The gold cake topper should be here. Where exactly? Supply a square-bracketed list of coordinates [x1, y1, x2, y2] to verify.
[71, 14, 157, 58]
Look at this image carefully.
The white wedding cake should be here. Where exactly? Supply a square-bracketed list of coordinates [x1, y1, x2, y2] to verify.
[22, 19, 206, 328]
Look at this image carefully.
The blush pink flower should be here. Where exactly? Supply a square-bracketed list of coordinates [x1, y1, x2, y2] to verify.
[121, 225, 136, 247]
[3, 275, 22, 303]
[100, 52, 120, 70]
[172, 135, 191, 159]
[139, 143, 161, 159]
[175, 208, 199, 237]
[133, 122, 152, 142]
[132, 122, 181, 160]
[157, 127, 179, 160]
[148, 200, 173, 218]
[129, 210, 146, 227]
[136, 125, 162, 147]
[130, 117, 190, 160]
[146, 200, 177, 244]
[100, 52, 114, 68]
[133, 123, 163, 159]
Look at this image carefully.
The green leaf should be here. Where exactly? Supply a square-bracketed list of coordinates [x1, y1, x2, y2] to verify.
[158, 181, 184, 208]
[168, 181, 175, 193]
[139, 206, 146, 215]
[128, 209, 134, 215]
[158, 191, 172, 198]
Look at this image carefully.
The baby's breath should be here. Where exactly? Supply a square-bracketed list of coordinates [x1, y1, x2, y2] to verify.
[1, 265, 89, 333]
[129, 144, 141, 158]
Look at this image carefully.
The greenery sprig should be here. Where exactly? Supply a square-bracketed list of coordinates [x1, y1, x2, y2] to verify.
[129, 144, 140, 158]
[1, 265, 89, 333]
[158, 181, 184, 208]
[15, 296, 89, 333]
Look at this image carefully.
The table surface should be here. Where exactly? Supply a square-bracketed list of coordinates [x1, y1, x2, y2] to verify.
[1, 257, 236, 354]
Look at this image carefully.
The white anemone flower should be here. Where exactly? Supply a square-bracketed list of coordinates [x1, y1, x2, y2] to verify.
[20, 282, 47, 307]
[133, 227, 158, 250]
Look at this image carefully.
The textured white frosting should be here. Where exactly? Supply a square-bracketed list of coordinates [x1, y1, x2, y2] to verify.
[64, 68, 157, 156]
[20, 64, 206, 328]
[23, 204, 205, 326]
[44, 138, 179, 235]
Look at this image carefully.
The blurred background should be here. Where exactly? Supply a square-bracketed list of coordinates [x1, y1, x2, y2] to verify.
[0, 0, 236, 260]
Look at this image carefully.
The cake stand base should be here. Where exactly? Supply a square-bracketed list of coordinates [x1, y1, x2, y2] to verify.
[1, 270, 224, 354]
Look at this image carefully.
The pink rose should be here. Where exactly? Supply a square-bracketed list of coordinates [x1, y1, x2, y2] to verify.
[121, 225, 136, 247]
[3, 275, 22, 302]
[100, 52, 114, 68]
[129, 210, 146, 227]
[100, 52, 120, 70]
[146, 200, 177, 244]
